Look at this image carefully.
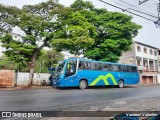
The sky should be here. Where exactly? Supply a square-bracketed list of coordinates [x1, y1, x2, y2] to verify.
[0, 0, 160, 48]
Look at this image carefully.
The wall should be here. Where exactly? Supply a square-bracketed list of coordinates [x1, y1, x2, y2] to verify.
[0, 42, 6, 57]
[16, 72, 50, 86]
[158, 74, 160, 83]
[0, 70, 15, 87]
[119, 44, 136, 65]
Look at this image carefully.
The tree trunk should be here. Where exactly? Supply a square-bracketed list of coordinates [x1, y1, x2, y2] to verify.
[28, 54, 36, 86]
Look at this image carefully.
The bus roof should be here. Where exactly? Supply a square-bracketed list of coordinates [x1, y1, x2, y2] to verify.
[62, 58, 137, 67]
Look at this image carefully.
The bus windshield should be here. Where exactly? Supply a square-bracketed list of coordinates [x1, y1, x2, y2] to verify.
[55, 61, 66, 76]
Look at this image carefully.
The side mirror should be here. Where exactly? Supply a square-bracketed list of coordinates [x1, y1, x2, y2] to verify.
[48, 67, 56, 74]
[48, 67, 55, 71]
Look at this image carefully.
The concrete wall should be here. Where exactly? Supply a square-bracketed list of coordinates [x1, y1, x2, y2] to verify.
[158, 74, 160, 83]
[119, 44, 136, 64]
[0, 42, 6, 57]
[16, 72, 50, 86]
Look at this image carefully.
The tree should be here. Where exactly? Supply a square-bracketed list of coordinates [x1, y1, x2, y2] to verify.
[0, 55, 16, 70]
[35, 50, 64, 73]
[51, 0, 96, 55]
[52, 0, 142, 62]
[0, 0, 64, 85]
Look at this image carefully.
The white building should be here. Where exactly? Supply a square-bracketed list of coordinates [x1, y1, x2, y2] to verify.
[119, 41, 159, 84]
[158, 50, 160, 83]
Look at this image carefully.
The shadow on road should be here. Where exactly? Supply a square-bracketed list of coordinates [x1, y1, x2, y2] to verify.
[53, 85, 137, 90]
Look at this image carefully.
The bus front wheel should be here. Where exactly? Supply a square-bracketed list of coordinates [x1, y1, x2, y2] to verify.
[79, 80, 87, 90]
[118, 80, 124, 88]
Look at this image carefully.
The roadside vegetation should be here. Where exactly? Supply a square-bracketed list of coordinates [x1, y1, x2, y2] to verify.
[0, 0, 141, 85]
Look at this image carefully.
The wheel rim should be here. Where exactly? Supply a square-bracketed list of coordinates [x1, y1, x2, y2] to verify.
[80, 81, 86, 89]
[119, 81, 124, 88]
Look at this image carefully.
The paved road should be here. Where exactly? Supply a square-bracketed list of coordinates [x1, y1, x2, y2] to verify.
[0, 85, 160, 111]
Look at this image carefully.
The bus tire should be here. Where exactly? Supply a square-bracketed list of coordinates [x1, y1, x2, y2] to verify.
[118, 80, 124, 88]
[79, 80, 87, 90]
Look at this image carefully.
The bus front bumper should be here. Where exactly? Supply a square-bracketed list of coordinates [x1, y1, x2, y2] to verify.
[52, 79, 62, 87]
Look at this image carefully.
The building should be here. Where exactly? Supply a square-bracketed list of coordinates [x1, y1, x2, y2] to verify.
[158, 50, 160, 83]
[119, 41, 159, 84]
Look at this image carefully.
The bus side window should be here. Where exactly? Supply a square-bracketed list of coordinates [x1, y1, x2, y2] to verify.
[65, 60, 77, 77]
[128, 66, 131, 72]
[97, 63, 102, 70]
[79, 61, 85, 70]
[131, 66, 137, 72]
[91, 62, 97, 70]
[79, 61, 91, 70]
[123, 66, 130, 72]
[113, 65, 122, 72]
[102, 64, 108, 71]
[108, 64, 112, 71]
[85, 62, 91, 69]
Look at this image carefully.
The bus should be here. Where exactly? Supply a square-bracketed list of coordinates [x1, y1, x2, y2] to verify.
[51, 58, 139, 89]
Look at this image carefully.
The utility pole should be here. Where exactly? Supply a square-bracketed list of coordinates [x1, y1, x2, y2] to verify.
[139, 0, 149, 5]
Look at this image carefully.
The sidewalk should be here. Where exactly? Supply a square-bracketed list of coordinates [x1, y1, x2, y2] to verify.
[0, 85, 53, 91]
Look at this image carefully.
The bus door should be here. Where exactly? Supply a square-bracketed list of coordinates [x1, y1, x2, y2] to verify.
[65, 60, 77, 86]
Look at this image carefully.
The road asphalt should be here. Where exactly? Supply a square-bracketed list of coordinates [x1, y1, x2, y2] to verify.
[0, 84, 160, 120]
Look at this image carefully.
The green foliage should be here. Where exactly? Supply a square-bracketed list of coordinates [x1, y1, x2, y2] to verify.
[52, 0, 142, 62]
[0, 0, 64, 84]
[0, 55, 14, 70]
[0, 50, 64, 73]
[35, 50, 64, 73]
[1, 34, 36, 64]
[0, 55, 27, 71]
[51, 6, 96, 55]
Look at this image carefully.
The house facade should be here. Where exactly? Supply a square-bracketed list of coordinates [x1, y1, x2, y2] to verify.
[158, 50, 160, 83]
[119, 41, 159, 84]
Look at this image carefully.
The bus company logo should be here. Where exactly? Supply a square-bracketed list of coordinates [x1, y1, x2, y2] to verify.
[2, 112, 11, 117]
[90, 73, 118, 86]
[118, 74, 136, 78]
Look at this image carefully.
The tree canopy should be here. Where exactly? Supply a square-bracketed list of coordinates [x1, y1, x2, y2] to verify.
[0, 0, 63, 85]
[0, 50, 64, 73]
[52, 0, 142, 62]
[35, 50, 64, 73]
[0, 0, 142, 86]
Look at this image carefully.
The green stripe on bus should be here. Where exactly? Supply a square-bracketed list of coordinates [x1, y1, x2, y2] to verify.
[89, 73, 118, 86]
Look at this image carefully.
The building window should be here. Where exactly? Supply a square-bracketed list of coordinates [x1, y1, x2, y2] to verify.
[154, 51, 157, 56]
[137, 60, 141, 66]
[137, 46, 141, 52]
[150, 49, 153, 55]
[144, 48, 147, 53]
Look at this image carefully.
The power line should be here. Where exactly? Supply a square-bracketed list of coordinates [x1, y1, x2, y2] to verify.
[110, 0, 158, 18]
[98, 0, 155, 22]
[122, 8, 158, 19]
[117, 0, 157, 16]
[139, 0, 150, 5]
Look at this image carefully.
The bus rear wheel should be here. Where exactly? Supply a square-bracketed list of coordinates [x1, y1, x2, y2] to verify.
[79, 80, 87, 90]
[118, 80, 124, 88]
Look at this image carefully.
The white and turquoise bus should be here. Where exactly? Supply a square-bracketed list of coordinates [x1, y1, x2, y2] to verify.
[51, 58, 139, 89]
